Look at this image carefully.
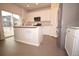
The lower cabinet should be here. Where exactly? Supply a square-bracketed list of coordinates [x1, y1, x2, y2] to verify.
[42, 26, 57, 37]
[65, 28, 79, 56]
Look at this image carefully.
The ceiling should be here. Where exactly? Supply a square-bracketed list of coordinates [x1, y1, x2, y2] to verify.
[15, 3, 51, 11]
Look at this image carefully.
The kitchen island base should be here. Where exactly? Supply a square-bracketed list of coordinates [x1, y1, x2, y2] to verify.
[14, 26, 43, 47]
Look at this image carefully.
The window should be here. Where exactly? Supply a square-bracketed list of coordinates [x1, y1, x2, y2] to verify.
[1, 10, 22, 37]
[2, 10, 22, 26]
[13, 14, 22, 26]
[2, 11, 12, 27]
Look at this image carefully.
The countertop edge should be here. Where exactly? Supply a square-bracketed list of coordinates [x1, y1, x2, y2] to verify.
[14, 26, 39, 28]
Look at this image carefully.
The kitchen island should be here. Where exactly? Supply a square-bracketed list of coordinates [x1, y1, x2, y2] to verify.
[14, 26, 43, 47]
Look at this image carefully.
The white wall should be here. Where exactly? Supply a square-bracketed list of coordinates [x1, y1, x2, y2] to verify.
[62, 4, 79, 28]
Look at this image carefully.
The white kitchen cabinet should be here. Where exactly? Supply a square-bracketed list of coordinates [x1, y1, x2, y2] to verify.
[14, 26, 43, 47]
[42, 26, 50, 35]
[65, 27, 79, 56]
[42, 26, 57, 37]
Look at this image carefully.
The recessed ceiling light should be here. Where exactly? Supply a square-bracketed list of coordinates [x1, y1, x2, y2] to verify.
[27, 5, 30, 7]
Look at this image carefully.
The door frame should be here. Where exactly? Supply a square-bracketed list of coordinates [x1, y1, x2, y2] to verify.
[57, 3, 63, 48]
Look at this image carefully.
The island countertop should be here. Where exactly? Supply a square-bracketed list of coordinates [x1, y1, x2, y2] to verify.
[14, 26, 40, 28]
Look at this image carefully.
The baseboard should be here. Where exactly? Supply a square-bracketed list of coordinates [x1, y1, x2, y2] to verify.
[50, 36, 58, 39]
[5, 35, 14, 38]
[43, 35, 57, 39]
[15, 39, 40, 47]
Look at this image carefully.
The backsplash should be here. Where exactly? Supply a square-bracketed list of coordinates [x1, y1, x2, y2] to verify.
[24, 21, 51, 26]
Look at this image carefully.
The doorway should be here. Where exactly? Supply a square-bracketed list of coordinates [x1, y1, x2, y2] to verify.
[1, 10, 21, 38]
[1, 10, 14, 38]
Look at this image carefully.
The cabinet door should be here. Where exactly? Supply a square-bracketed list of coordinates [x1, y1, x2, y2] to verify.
[72, 30, 79, 56]
[42, 26, 50, 35]
[65, 28, 75, 56]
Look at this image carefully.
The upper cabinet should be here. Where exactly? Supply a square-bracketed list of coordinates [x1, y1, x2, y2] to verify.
[50, 3, 59, 26]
